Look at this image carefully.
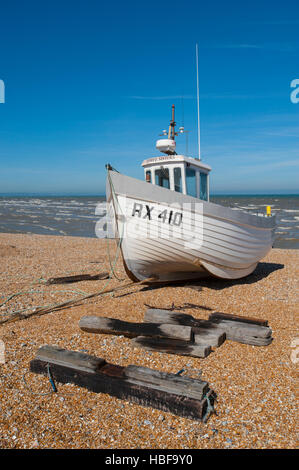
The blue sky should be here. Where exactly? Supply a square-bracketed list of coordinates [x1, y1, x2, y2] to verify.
[0, 0, 298, 195]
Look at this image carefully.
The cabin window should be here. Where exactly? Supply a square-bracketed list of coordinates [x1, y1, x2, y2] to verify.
[174, 167, 182, 193]
[200, 172, 208, 201]
[155, 168, 170, 189]
[145, 170, 151, 183]
[186, 167, 197, 198]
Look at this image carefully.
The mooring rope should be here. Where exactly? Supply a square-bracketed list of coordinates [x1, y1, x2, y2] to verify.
[0, 168, 131, 324]
[22, 369, 54, 397]
[202, 392, 217, 423]
[105, 170, 125, 281]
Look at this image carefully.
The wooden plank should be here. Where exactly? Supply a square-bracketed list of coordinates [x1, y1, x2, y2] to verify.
[144, 309, 226, 347]
[209, 312, 268, 327]
[144, 308, 197, 326]
[35, 345, 106, 373]
[30, 347, 216, 421]
[193, 328, 226, 347]
[46, 272, 109, 284]
[144, 309, 220, 331]
[145, 309, 272, 338]
[208, 319, 272, 338]
[132, 336, 211, 358]
[222, 334, 273, 346]
[79, 316, 192, 341]
[144, 308, 272, 346]
[124, 365, 209, 399]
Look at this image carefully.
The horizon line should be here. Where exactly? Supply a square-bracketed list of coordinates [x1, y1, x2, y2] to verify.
[0, 192, 298, 198]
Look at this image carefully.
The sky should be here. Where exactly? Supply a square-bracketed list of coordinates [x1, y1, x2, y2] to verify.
[0, 0, 298, 195]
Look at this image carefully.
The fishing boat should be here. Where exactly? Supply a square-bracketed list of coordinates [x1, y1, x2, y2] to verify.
[105, 45, 276, 282]
[105, 103, 276, 282]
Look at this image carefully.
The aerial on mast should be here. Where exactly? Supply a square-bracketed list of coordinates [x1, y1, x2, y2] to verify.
[196, 43, 201, 160]
[168, 104, 176, 140]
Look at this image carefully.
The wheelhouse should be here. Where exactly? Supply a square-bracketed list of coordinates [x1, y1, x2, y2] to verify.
[142, 155, 211, 201]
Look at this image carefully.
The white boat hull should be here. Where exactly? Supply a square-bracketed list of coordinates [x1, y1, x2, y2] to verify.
[106, 171, 276, 282]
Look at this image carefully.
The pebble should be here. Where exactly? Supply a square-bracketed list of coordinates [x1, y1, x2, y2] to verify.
[0, 234, 297, 449]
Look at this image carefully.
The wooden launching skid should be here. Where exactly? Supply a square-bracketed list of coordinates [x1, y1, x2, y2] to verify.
[29, 311, 271, 422]
[30, 345, 216, 422]
[79, 310, 273, 360]
[144, 309, 273, 347]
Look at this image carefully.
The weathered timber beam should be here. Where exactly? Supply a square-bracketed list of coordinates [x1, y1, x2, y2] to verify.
[124, 365, 209, 399]
[132, 336, 211, 358]
[144, 309, 226, 345]
[144, 309, 219, 330]
[35, 345, 106, 373]
[222, 334, 273, 346]
[144, 308, 197, 326]
[29, 346, 215, 421]
[209, 312, 268, 327]
[144, 308, 272, 346]
[208, 319, 272, 339]
[193, 328, 226, 347]
[46, 272, 109, 284]
[79, 316, 193, 342]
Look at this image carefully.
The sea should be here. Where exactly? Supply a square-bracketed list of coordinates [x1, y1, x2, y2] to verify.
[0, 195, 298, 249]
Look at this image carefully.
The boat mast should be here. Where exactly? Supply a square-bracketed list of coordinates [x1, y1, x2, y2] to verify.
[168, 104, 176, 140]
[196, 43, 201, 160]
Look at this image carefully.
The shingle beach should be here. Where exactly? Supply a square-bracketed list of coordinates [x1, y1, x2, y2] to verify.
[0, 233, 298, 449]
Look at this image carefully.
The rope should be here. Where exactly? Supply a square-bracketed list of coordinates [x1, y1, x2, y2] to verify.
[22, 369, 54, 397]
[22, 364, 80, 398]
[0, 167, 140, 325]
[106, 227, 123, 281]
[105, 170, 125, 281]
[175, 368, 185, 376]
[46, 363, 57, 393]
[0, 287, 89, 310]
[202, 392, 217, 423]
